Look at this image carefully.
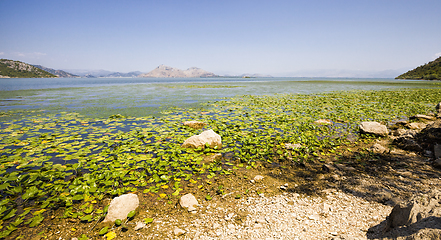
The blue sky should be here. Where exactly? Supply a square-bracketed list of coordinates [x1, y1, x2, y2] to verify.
[1, 0, 440, 77]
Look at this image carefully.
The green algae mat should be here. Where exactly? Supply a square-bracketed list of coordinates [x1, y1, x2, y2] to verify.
[0, 88, 440, 238]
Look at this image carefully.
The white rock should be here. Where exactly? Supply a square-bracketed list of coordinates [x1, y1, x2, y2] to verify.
[134, 221, 146, 231]
[182, 129, 222, 149]
[174, 227, 186, 236]
[103, 193, 139, 223]
[359, 122, 389, 136]
[314, 119, 333, 125]
[254, 175, 264, 182]
[180, 193, 199, 212]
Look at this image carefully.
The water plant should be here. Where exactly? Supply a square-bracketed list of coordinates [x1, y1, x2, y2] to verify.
[0, 88, 440, 238]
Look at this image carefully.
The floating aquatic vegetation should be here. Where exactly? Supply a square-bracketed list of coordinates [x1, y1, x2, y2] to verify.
[0, 88, 440, 238]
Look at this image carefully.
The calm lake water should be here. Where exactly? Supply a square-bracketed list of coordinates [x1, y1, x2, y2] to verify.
[0, 77, 440, 118]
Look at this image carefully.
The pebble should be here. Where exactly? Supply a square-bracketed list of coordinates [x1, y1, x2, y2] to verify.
[254, 175, 264, 182]
[174, 227, 186, 236]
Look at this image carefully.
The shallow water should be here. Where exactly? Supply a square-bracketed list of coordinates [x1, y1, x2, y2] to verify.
[0, 77, 439, 118]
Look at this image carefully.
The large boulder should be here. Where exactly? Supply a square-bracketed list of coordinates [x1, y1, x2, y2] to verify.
[382, 190, 441, 239]
[359, 122, 389, 136]
[182, 129, 222, 149]
[103, 193, 139, 222]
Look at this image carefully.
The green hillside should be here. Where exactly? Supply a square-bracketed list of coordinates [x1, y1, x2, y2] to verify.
[0, 59, 57, 78]
[396, 56, 441, 80]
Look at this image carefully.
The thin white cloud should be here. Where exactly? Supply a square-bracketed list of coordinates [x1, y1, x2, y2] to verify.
[435, 52, 441, 58]
[0, 52, 4, 55]
[13, 52, 47, 58]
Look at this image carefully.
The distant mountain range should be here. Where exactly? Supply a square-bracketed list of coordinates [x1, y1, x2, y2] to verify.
[33, 65, 79, 78]
[65, 69, 143, 78]
[0, 58, 272, 79]
[396, 56, 441, 80]
[138, 65, 218, 78]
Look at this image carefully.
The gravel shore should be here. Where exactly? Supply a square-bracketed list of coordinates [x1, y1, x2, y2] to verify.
[137, 190, 391, 240]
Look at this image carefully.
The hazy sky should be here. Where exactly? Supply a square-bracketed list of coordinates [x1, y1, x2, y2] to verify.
[1, 0, 440, 77]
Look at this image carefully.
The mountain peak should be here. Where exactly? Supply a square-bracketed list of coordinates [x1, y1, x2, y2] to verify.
[139, 65, 217, 78]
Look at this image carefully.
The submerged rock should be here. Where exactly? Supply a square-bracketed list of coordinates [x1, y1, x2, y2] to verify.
[183, 121, 207, 129]
[284, 143, 302, 150]
[182, 129, 222, 149]
[359, 122, 389, 136]
[314, 119, 333, 125]
[103, 193, 139, 222]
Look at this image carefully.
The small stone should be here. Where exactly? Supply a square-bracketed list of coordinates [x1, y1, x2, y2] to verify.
[212, 222, 221, 229]
[225, 213, 235, 221]
[254, 175, 264, 182]
[174, 227, 186, 236]
[255, 216, 267, 224]
[134, 221, 146, 231]
[335, 164, 356, 172]
[359, 122, 388, 136]
[330, 232, 338, 236]
[323, 164, 337, 173]
[180, 193, 199, 212]
[181, 129, 222, 149]
[254, 223, 264, 229]
[103, 193, 139, 223]
[369, 143, 387, 154]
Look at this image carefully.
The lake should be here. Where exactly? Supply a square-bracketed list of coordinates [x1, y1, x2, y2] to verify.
[1, 77, 441, 238]
[1, 77, 439, 118]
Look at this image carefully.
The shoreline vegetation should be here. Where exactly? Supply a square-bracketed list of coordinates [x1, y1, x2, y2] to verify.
[396, 56, 441, 80]
[1, 87, 441, 238]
